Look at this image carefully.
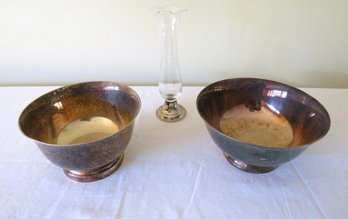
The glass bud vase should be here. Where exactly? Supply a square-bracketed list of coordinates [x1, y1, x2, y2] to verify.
[155, 6, 186, 122]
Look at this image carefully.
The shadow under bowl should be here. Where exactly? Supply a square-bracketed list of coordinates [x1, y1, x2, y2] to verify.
[197, 78, 330, 173]
[19, 81, 141, 182]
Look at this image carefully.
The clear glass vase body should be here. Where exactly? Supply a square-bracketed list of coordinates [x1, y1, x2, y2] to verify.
[155, 6, 186, 122]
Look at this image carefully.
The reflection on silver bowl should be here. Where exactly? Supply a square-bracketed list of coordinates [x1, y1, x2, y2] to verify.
[19, 81, 141, 182]
[197, 78, 330, 173]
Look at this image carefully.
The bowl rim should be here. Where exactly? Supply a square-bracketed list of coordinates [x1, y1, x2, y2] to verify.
[196, 77, 331, 149]
[18, 81, 141, 147]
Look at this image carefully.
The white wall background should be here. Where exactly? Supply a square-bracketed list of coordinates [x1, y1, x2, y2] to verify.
[1, 0, 348, 87]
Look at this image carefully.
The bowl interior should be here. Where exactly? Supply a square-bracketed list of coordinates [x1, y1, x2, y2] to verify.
[19, 81, 141, 145]
[197, 78, 330, 148]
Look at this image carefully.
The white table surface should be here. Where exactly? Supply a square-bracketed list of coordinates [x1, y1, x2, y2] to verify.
[0, 86, 347, 219]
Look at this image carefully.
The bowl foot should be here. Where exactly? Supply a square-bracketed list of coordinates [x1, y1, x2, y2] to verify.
[63, 153, 124, 182]
[223, 153, 277, 173]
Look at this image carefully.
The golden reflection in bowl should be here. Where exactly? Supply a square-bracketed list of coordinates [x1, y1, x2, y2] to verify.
[220, 104, 293, 148]
[56, 117, 120, 145]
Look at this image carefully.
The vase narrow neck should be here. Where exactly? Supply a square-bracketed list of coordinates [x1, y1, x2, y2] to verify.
[160, 13, 179, 63]
[157, 8, 185, 75]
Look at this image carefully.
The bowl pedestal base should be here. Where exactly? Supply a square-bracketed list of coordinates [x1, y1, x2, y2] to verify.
[63, 153, 124, 182]
[224, 153, 277, 173]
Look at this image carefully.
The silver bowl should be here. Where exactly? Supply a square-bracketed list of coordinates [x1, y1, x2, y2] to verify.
[19, 81, 141, 182]
[197, 78, 330, 173]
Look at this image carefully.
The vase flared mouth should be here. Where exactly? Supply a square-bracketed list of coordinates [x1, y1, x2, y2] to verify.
[155, 6, 187, 15]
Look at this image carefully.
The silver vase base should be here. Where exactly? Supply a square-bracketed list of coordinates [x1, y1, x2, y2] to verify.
[224, 153, 277, 173]
[63, 153, 124, 182]
[156, 100, 186, 122]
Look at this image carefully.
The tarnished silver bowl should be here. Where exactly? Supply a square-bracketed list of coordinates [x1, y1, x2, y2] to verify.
[197, 78, 330, 173]
[19, 81, 141, 182]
